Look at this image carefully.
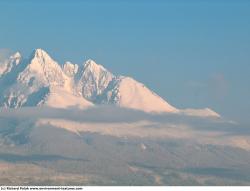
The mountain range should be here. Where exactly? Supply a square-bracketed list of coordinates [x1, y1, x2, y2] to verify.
[0, 48, 219, 117]
[2, 49, 250, 186]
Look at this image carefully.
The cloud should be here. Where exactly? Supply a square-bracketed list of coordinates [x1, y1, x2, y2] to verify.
[1, 106, 250, 151]
[0, 105, 247, 134]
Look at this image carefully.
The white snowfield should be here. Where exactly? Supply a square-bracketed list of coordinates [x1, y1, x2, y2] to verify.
[102, 76, 178, 113]
[0, 48, 220, 117]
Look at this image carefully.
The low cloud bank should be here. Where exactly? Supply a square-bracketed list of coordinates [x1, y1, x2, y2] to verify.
[0, 105, 250, 151]
[0, 106, 248, 136]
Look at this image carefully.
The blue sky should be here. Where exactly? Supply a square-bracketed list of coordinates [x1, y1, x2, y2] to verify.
[0, 0, 250, 123]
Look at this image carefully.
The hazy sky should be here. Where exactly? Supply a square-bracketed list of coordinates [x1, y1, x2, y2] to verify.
[0, 0, 250, 123]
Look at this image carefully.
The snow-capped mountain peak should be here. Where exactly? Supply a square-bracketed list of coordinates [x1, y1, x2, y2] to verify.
[0, 52, 22, 76]
[63, 61, 79, 77]
[20, 48, 66, 86]
[10, 52, 22, 61]
[84, 59, 102, 69]
[28, 48, 63, 73]
[0, 48, 220, 117]
[29, 49, 59, 69]
[32, 48, 51, 59]
[83, 59, 112, 77]
[101, 76, 179, 113]
[77, 59, 115, 101]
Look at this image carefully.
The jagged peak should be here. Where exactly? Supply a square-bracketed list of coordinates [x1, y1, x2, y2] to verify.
[82, 59, 116, 81]
[0, 49, 220, 117]
[28, 48, 60, 68]
[65, 61, 73, 65]
[63, 61, 74, 68]
[63, 61, 78, 76]
[7, 52, 22, 66]
[30, 48, 53, 62]
[10, 52, 21, 59]
[24, 49, 63, 77]
[83, 59, 107, 72]
[84, 59, 97, 65]
[33, 48, 48, 56]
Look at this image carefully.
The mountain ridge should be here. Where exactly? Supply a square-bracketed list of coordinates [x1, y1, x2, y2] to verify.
[0, 48, 220, 117]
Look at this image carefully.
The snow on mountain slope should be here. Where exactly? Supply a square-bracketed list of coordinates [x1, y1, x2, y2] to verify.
[0, 52, 21, 76]
[0, 48, 220, 117]
[0, 49, 91, 109]
[75, 61, 179, 113]
[76, 59, 114, 101]
[63, 62, 79, 77]
[17, 49, 67, 87]
[44, 87, 93, 109]
[180, 108, 220, 118]
[101, 76, 178, 113]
